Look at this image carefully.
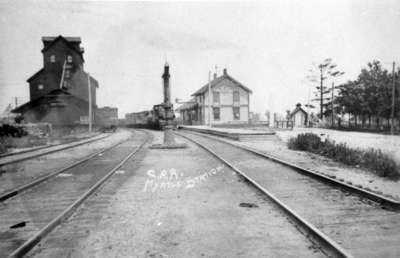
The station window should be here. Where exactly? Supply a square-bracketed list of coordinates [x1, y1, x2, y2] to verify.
[38, 84, 44, 90]
[191, 110, 197, 121]
[213, 107, 220, 120]
[233, 107, 240, 120]
[199, 108, 202, 121]
[67, 55, 73, 63]
[50, 55, 56, 63]
[233, 91, 240, 103]
[213, 91, 220, 103]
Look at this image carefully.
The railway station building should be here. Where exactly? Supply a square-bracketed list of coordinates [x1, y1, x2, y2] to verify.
[176, 68, 252, 126]
[12, 35, 98, 126]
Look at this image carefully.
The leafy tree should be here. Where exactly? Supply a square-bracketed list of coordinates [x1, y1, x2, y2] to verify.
[336, 81, 364, 126]
[358, 61, 391, 127]
[335, 60, 400, 130]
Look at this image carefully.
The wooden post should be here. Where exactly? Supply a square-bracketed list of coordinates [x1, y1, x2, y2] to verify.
[208, 71, 212, 127]
[87, 73, 92, 133]
[391, 62, 396, 135]
[331, 82, 335, 127]
[320, 66, 324, 120]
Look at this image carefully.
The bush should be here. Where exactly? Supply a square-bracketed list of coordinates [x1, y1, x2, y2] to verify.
[362, 149, 398, 178]
[287, 133, 323, 151]
[288, 133, 399, 180]
[0, 124, 28, 137]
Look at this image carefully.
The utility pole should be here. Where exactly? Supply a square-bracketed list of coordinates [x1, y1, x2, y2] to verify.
[391, 62, 396, 135]
[306, 83, 311, 127]
[331, 82, 335, 127]
[87, 73, 92, 133]
[208, 71, 211, 127]
[320, 66, 324, 121]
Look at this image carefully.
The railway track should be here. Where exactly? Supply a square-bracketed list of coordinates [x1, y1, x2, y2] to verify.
[0, 130, 150, 258]
[0, 133, 112, 167]
[0, 136, 125, 202]
[178, 130, 400, 209]
[29, 130, 332, 257]
[176, 131, 400, 258]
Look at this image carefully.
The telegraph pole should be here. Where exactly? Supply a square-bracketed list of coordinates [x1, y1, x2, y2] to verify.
[391, 62, 396, 135]
[208, 71, 211, 127]
[331, 82, 335, 127]
[87, 73, 92, 133]
[306, 83, 311, 127]
[320, 66, 324, 121]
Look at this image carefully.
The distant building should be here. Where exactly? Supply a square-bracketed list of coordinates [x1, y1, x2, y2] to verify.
[96, 106, 118, 126]
[176, 68, 252, 125]
[12, 35, 98, 126]
[289, 103, 308, 127]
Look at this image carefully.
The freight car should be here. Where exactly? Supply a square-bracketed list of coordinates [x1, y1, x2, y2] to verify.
[95, 107, 118, 132]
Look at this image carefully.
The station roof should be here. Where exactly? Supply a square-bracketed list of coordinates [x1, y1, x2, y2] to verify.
[175, 98, 198, 111]
[191, 72, 252, 96]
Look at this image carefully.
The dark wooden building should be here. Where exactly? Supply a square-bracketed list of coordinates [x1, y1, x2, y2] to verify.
[13, 36, 99, 126]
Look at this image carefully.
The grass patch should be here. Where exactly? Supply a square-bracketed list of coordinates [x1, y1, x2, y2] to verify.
[288, 133, 399, 180]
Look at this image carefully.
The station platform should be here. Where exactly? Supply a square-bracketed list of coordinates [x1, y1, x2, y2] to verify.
[178, 125, 277, 141]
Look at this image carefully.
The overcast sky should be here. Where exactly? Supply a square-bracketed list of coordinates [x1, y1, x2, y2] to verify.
[1, 0, 400, 118]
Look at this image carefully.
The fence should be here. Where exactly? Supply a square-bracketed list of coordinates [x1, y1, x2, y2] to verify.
[274, 120, 293, 129]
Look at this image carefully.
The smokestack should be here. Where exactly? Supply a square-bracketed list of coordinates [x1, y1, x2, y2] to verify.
[162, 62, 171, 104]
[213, 73, 217, 79]
[223, 68, 227, 76]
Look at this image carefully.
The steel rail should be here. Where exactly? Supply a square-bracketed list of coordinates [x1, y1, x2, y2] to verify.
[7, 130, 150, 258]
[180, 130, 400, 210]
[0, 133, 112, 167]
[176, 132, 353, 258]
[0, 144, 56, 158]
[0, 138, 126, 202]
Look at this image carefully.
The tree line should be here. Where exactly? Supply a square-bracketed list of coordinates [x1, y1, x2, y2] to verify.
[309, 60, 399, 131]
